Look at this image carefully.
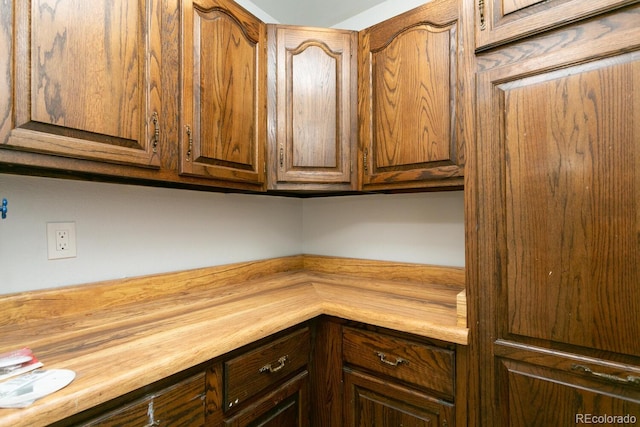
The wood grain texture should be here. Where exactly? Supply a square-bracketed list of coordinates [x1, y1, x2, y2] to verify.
[0, 256, 466, 427]
[503, 54, 640, 355]
[267, 25, 357, 191]
[343, 369, 454, 427]
[224, 327, 310, 409]
[180, 0, 266, 186]
[358, 0, 469, 191]
[477, 0, 637, 50]
[7, 0, 162, 168]
[343, 326, 455, 399]
[223, 370, 309, 426]
[473, 5, 640, 426]
[0, 0, 11, 145]
[82, 373, 205, 426]
[303, 254, 465, 287]
[308, 318, 343, 426]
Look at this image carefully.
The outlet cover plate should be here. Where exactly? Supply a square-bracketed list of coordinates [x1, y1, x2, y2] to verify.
[47, 222, 77, 260]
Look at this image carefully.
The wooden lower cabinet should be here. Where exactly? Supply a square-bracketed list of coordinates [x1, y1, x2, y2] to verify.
[223, 371, 309, 427]
[341, 322, 456, 427]
[206, 326, 311, 427]
[497, 354, 640, 427]
[344, 369, 454, 427]
[78, 373, 206, 427]
[50, 318, 462, 427]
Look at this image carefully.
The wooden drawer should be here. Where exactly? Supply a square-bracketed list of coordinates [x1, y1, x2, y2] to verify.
[343, 326, 455, 399]
[82, 372, 205, 426]
[224, 327, 310, 410]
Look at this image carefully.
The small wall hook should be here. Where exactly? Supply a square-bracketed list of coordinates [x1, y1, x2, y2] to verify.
[1, 198, 7, 219]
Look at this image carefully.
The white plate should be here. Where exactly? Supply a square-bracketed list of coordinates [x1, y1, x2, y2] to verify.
[0, 355, 32, 369]
[0, 369, 76, 408]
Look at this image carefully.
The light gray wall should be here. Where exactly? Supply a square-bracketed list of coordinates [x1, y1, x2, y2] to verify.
[332, 0, 431, 30]
[0, 174, 303, 294]
[0, 174, 465, 294]
[302, 192, 465, 266]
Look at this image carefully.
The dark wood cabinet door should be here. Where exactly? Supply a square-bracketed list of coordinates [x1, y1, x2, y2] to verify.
[181, 0, 266, 189]
[344, 369, 454, 427]
[5, 0, 162, 168]
[358, 0, 472, 191]
[475, 0, 637, 50]
[474, 5, 640, 425]
[479, 20, 640, 358]
[497, 357, 640, 427]
[267, 25, 357, 191]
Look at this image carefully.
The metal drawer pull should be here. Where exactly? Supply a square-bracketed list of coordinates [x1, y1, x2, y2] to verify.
[259, 356, 288, 374]
[571, 364, 640, 386]
[375, 351, 408, 367]
[152, 112, 159, 153]
[185, 125, 193, 161]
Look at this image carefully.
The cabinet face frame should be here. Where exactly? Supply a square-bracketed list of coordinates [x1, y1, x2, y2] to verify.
[475, 0, 637, 50]
[180, 0, 266, 188]
[6, 0, 162, 168]
[267, 25, 358, 191]
[474, 6, 640, 425]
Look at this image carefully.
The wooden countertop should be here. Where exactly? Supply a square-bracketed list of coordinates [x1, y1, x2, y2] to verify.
[0, 255, 467, 427]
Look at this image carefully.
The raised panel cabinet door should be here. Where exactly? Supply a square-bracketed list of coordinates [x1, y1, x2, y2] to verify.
[181, 0, 266, 189]
[359, 0, 472, 191]
[475, 0, 637, 50]
[474, 6, 640, 425]
[267, 25, 357, 191]
[343, 369, 454, 427]
[5, 0, 162, 168]
[488, 50, 640, 356]
[496, 358, 640, 426]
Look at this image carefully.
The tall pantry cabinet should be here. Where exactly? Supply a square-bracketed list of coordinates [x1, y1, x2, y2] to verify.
[471, 2, 640, 425]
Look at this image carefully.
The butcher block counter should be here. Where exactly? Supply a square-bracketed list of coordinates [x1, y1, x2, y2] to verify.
[0, 255, 467, 427]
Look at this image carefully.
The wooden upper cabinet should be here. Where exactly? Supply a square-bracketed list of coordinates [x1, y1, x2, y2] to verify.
[475, 0, 637, 50]
[181, 0, 266, 189]
[358, 0, 472, 191]
[267, 25, 357, 191]
[5, 0, 162, 168]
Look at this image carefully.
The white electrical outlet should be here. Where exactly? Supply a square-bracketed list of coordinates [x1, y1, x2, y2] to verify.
[47, 222, 77, 260]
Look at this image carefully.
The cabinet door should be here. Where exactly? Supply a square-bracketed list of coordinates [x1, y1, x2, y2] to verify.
[475, 0, 636, 50]
[474, 5, 640, 425]
[479, 23, 640, 359]
[181, 0, 266, 189]
[358, 0, 473, 191]
[4, 0, 161, 168]
[344, 369, 454, 427]
[497, 357, 640, 426]
[267, 25, 357, 191]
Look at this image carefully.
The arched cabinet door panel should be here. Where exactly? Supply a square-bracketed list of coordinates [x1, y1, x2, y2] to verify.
[358, 0, 472, 191]
[181, 0, 266, 190]
[267, 25, 357, 192]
